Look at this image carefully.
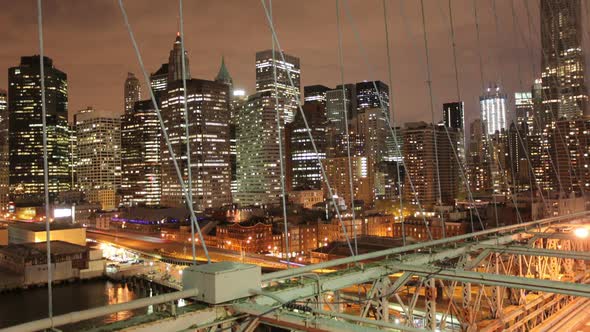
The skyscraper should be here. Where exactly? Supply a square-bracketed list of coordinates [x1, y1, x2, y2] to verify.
[355, 81, 390, 113]
[515, 92, 534, 133]
[549, 117, 590, 194]
[121, 100, 161, 207]
[467, 119, 491, 193]
[214, 57, 238, 195]
[168, 32, 191, 82]
[288, 102, 327, 191]
[255, 49, 300, 124]
[443, 101, 466, 164]
[8, 56, 70, 203]
[235, 92, 284, 206]
[74, 107, 121, 211]
[442, 102, 464, 130]
[402, 122, 460, 206]
[0, 90, 8, 211]
[303, 85, 331, 105]
[322, 156, 372, 208]
[541, 0, 588, 119]
[215, 56, 233, 92]
[150, 63, 168, 100]
[160, 79, 231, 210]
[124, 72, 141, 114]
[480, 85, 507, 135]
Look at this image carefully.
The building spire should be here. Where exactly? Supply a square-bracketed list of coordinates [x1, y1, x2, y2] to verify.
[215, 56, 233, 87]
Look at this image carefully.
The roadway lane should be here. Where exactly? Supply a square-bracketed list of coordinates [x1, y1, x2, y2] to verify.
[87, 229, 285, 269]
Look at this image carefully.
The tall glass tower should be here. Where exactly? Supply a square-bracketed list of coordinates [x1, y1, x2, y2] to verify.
[541, 0, 588, 119]
[8, 56, 70, 204]
[255, 50, 300, 124]
[480, 85, 507, 135]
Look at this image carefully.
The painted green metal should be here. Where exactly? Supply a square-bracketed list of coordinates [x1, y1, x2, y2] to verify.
[477, 244, 590, 260]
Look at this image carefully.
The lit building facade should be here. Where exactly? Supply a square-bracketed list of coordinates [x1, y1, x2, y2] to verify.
[541, 0, 588, 120]
[124, 72, 141, 114]
[160, 79, 232, 210]
[150, 63, 168, 102]
[121, 100, 161, 207]
[326, 85, 354, 133]
[303, 85, 331, 105]
[442, 101, 466, 167]
[8, 56, 70, 204]
[74, 107, 121, 211]
[168, 32, 191, 82]
[255, 49, 300, 124]
[480, 85, 507, 135]
[354, 81, 390, 113]
[515, 92, 534, 133]
[288, 102, 327, 191]
[443, 101, 464, 130]
[549, 117, 590, 194]
[322, 156, 372, 208]
[402, 122, 460, 206]
[235, 93, 284, 206]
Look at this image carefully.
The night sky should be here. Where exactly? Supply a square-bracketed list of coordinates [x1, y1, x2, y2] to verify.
[0, 0, 588, 127]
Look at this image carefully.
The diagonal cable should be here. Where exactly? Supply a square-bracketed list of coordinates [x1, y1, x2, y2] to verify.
[419, 0, 446, 237]
[178, 0, 197, 265]
[259, 0, 356, 256]
[118, 0, 210, 263]
[335, 0, 358, 255]
[269, 0, 291, 267]
[342, 0, 432, 240]
[381, 0, 406, 244]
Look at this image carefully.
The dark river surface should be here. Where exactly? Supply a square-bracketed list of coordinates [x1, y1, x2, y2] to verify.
[0, 279, 149, 331]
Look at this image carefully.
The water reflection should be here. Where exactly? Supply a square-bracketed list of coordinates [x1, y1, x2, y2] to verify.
[0, 279, 146, 331]
[104, 281, 137, 324]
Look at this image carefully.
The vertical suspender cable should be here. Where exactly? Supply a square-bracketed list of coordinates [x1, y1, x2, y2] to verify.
[269, 0, 291, 267]
[178, 0, 196, 265]
[472, 0, 501, 228]
[419, 0, 446, 237]
[508, 0, 547, 212]
[335, 0, 358, 255]
[37, 0, 53, 323]
[439, 0, 485, 231]
[259, 0, 356, 256]
[118, 0, 211, 263]
[381, 0, 406, 245]
[402, 0, 485, 233]
[489, 0, 524, 225]
[342, 0, 432, 240]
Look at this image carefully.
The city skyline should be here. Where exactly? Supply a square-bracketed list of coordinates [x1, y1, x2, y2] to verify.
[2, 0, 590, 128]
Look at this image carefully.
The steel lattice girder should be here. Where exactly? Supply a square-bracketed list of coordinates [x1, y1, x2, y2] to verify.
[250, 234, 519, 307]
[232, 303, 425, 332]
[527, 232, 584, 241]
[396, 264, 590, 297]
[476, 244, 590, 260]
[262, 212, 590, 283]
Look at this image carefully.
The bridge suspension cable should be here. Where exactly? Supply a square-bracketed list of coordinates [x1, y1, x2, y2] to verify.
[434, 0, 485, 232]
[341, 0, 432, 240]
[36, 0, 54, 325]
[178, 0, 197, 265]
[419, 0, 446, 237]
[335, 0, 358, 255]
[268, 0, 292, 267]
[260, 0, 357, 257]
[381, 0, 406, 245]
[118, 0, 211, 263]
